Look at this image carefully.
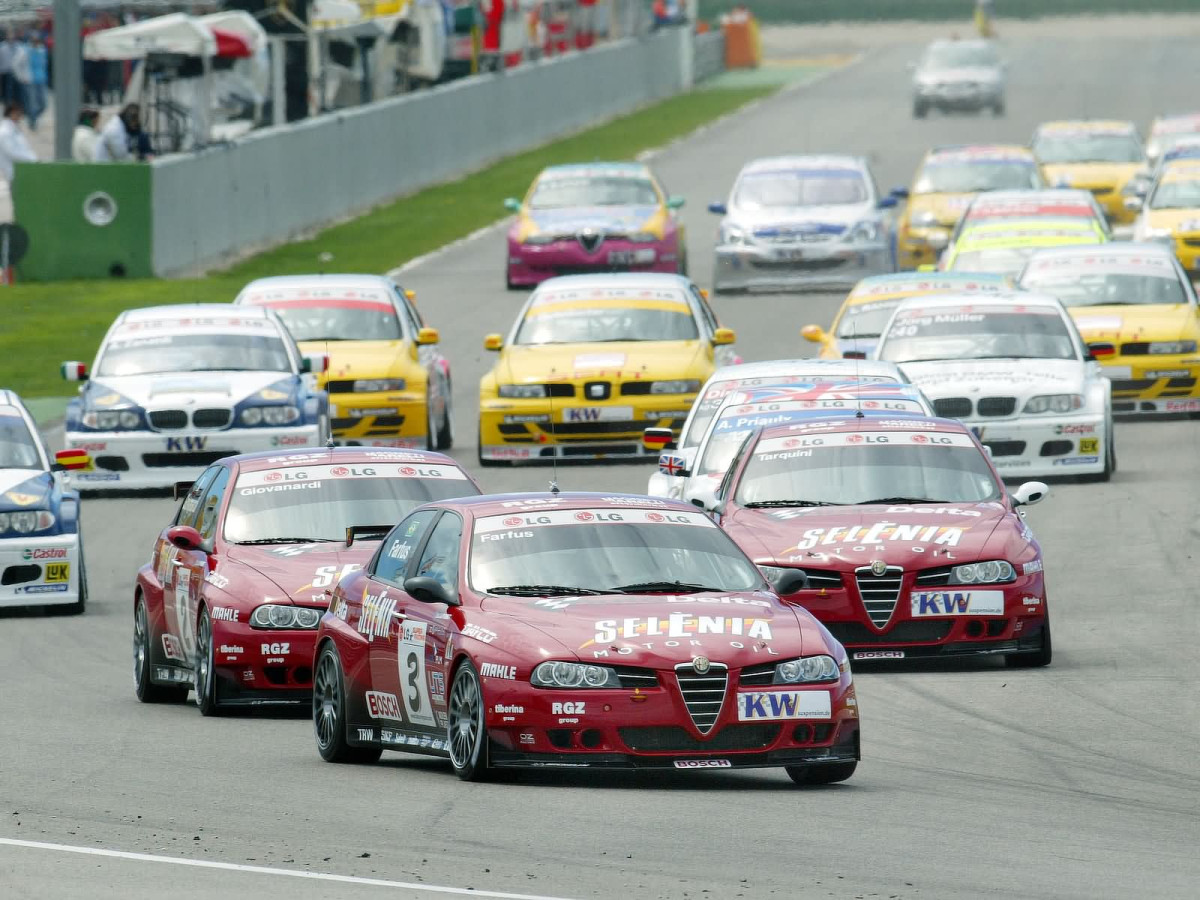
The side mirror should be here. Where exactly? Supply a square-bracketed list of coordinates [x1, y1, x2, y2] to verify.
[707, 201, 727, 215]
[667, 195, 685, 210]
[772, 568, 809, 596]
[417, 326, 440, 345]
[878, 196, 899, 210]
[712, 327, 736, 346]
[643, 427, 675, 452]
[685, 483, 720, 512]
[166, 524, 203, 551]
[699, 288, 709, 300]
[1123, 195, 1142, 212]
[53, 449, 92, 471]
[800, 324, 825, 344]
[172, 480, 194, 500]
[483, 333, 504, 351]
[1087, 342, 1115, 358]
[503, 198, 521, 213]
[657, 451, 689, 477]
[301, 353, 329, 374]
[890, 187, 910, 199]
[1012, 481, 1049, 507]
[405, 289, 417, 302]
[404, 576, 461, 607]
[61, 361, 88, 382]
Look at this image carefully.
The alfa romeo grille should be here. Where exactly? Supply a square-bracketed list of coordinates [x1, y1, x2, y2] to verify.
[854, 565, 904, 628]
[674, 662, 728, 735]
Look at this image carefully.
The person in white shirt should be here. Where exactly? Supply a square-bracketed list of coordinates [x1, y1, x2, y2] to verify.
[0, 100, 36, 183]
[72, 108, 100, 162]
[93, 104, 140, 162]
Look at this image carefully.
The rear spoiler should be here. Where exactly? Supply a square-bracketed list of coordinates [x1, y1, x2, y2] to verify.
[173, 481, 194, 500]
[345, 525, 392, 548]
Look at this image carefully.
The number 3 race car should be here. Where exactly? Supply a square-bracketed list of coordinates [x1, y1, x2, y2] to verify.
[313, 493, 860, 783]
[134, 447, 480, 713]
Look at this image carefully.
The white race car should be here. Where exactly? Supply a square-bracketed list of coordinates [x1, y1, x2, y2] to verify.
[876, 291, 1115, 480]
[1, 391, 92, 612]
[61, 304, 330, 491]
[644, 359, 909, 498]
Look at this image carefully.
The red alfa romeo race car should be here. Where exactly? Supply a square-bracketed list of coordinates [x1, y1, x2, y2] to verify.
[133, 447, 480, 714]
[312, 492, 860, 783]
[705, 417, 1053, 666]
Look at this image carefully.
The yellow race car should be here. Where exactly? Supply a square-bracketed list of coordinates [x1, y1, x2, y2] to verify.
[896, 144, 1042, 270]
[940, 218, 1106, 277]
[236, 275, 453, 449]
[479, 273, 736, 464]
[801, 271, 1011, 359]
[1018, 243, 1200, 415]
[1133, 158, 1200, 274]
[1032, 120, 1147, 227]
[1145, 113, 1200, 167]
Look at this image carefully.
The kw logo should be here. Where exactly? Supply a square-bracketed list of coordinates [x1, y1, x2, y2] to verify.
[567, 409, 603, 422]
[166, 437, 208, 452]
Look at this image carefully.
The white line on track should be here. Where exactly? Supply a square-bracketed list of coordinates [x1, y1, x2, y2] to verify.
[0, 838, 580, 900]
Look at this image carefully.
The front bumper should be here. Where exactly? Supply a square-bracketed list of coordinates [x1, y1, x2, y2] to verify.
[0, 533, 81, 609]
[65, 424, 322, 490]
[972, 412, 1109, 477]
[327, 391, 427, 446]
[713, 241, 893, 292]
[507, 236, 680, 287]
[479, 395, 692, 462]
[897, 225, 952, 270]
[1102, 359, 1200, 414]
[213, 622, 318, 705]
[914, 84, 1003, 111]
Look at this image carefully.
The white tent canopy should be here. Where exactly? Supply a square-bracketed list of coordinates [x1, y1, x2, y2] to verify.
[83, 12, 218, 60]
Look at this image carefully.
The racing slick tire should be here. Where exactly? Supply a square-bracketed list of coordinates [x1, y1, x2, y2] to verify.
[448, 658, 494, 782]
[134, 596, 189, 704]
[913, 101, 929, 119]
[194, 607, 224, 717]
[435, 387, 454, 450]
[313, 642, 383, 764]
[1005, 615, 1053, 668]
[786, 761, 858, 785]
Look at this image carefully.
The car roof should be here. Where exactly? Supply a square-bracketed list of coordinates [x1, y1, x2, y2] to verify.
[433, 492, 700, 518]
[707, 359, 904, 383]
[533, 272, 695, 292]
[891, 290, 1065, 312]
[847, 272, 1009, 302]
[118, 303, 274, 324]
[926, 38, 993, 51]
[741, 154, 867, 174]
[237, 274, 397, 294]
[1023, 241, 1176, 262]
[756, 415, 971, 439]
[1035, 119, 1136, 135]
[226, 447, 461, 473]
[966, 188, 1097, 209]
[1151, 113, 1200, 132]
[956, 222, 1102, 248]
[0, 389, 22, 408]
[539, 162, 650, 177]
[927, 143, 1033, 161]
[712, 382, 931, 420]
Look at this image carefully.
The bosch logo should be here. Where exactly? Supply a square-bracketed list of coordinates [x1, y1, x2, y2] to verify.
[574, 511, 595, 522]
[503, 516, 524, 527]
[911, 434, 929, 444]
[264, 472, 282, 482]
[646, 512, 665, 522]
[330, 466, 350, 476]
[399, 466, 417, 476]
[847, 434, 864, 444]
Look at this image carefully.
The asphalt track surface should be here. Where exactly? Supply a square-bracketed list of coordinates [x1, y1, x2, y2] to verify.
[4, 31, 1200, 900]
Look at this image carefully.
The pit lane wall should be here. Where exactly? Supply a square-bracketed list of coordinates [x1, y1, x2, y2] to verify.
[151, 27, 706, 277]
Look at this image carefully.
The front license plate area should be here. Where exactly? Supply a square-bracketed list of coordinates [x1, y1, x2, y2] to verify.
[561, 406, 634, 423]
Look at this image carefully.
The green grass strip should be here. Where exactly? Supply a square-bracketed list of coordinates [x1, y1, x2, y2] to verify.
[2, 85, 775, 399]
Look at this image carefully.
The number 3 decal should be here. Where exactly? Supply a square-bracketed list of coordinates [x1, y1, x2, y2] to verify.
[398, 621, 436, 727]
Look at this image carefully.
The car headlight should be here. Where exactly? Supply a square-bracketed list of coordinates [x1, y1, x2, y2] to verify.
[774, 655, 840, 684]
[1149, 340, 1197, 354]
[240, 405, 300, 426]
[947, 560, 1016, 585]
[912, 211, 941, 228]
[522, 233, 559, 245]
[531, 661, 621, 688]
[845, 220, 880, 243]
[250, 605, 321, 629]
[353, 379, 406, 392]
[649, 379, 701, 394]
[498, 384, 548, 399]
[1023, 394, 1084, 414]
[757, 564, 786, 585]
[628, 231, 658, 243]
[0, 510, 56, 535]
[81, 409, 141, 430]
[722, 224, 748, 246]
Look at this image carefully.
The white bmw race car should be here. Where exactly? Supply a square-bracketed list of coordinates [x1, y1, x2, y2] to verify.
[876, 291, 1115, 480]
[60, 304, 330, 491]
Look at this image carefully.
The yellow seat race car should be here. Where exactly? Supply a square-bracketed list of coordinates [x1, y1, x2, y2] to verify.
[1133, 158, 1200, 275]
[1145, 113, 1200, 168]
[1018, 242, 1200, 415]
[801, 271, 1011, 360]
[940, 219, 1106, 277]
[236, 275, 453, 449]
[1032, 120, 1147, 228]
[897, 144, 1042, 270]
[478, 273, 736, 464]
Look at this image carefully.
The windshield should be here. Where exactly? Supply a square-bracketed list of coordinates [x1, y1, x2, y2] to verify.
[0, 409, 40, 469]
[736, 431, 1000, 506]
[949, 246, 1042, 275]
[1033, 134, 1143, 164]
[880, 307, 1078, 362]
[470, 510, 761, 593]
[837, 300, 903, 338]
[914, 161, 1038, 194]
[923, 43, 998, 69]
[266, 303, 403, 342]
[97, 333, 292, 376]
[1021, 271, 1187, 306]
[734, 169, 868, 208]
[224, 464, 476, 543]
[515, 307, 697, 344]
[529, 176, 658, 208]
[1149, 177, 1200, 209]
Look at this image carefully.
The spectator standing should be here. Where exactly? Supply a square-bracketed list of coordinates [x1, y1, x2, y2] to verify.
[93, 104, 140, 162]
[72, 108, 100, 162]
[27, 36, 48, 129]
[11, 34, 34, 129]
[0, 31, 14, 104]
[0, 101, 37, 184]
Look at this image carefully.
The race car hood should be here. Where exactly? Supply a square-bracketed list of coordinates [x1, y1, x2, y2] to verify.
[1069, 304, 1200, 345]
[723, 502, 1009, 570]
[221, 541, 379, 604]
[520, 205, 663, 237]
[481, 592, 819, 667]
[906, 192, 976, 228]
[300, 340, 415, 383]
[0, 470, 53, 510]
[899, 358, 1088, 400]
[1041, 162, 1142, 191]
[85, 371, 294, 409]
[496, 341, 706, 386]
[1144, 208, 1200, 232]
[733, 204, 866, 238]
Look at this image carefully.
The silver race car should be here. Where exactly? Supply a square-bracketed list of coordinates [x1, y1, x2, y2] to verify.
[911, 39, 1006, 118]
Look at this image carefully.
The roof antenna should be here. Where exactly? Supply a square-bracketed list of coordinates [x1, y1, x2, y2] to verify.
[325, 338, 336, 451]
[852, 320, 865, 418]
[548, 368, 560, 495]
